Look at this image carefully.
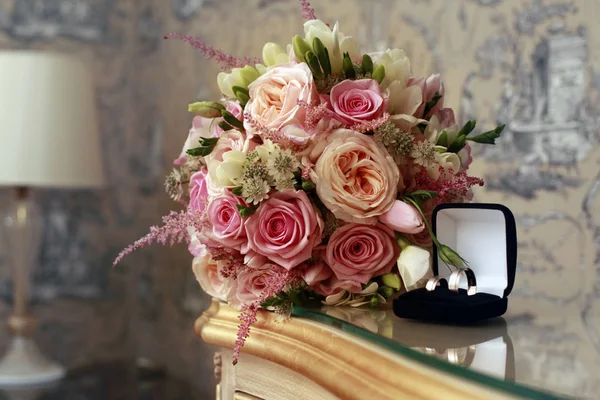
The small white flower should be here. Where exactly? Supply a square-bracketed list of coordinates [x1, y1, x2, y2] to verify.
[208, 150, 246, 187]
[255, 139, 279, 162]
[397, 245, 431, 290]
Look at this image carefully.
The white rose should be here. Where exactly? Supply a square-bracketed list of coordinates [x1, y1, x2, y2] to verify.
[397, 245, 431, 290]
[303, 20, 361, 74]
[217, 65, 260, 98]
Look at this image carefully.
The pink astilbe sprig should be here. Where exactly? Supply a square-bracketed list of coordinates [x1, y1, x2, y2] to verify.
[348, 113, 391, 134]
[232, 265, 303, 365]
[297, 100, 330, 130]
[164, 33, 260, 72]
[299, 0, 318, 20]
[413, 168, 484, 204]
[113, 210, 205, 266]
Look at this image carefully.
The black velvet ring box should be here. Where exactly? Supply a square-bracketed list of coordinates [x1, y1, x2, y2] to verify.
[393, 203, 517, 324]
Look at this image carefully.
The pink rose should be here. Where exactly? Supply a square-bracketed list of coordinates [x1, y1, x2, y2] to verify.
[315, 276, 362, 297]
[243, 190, 323, 270]
[378, 200, 425, 234]
[235, 261, 279, 306]
[245, 63, 318, 138]
[206, 193, 248, 250]
[188, 168, 209, 213]
[329, 79, 386, 124]
[311, 129, 400, 224]
[301, 246, 332, 285]
[326, 223, 400, 285]
[458, 143, 473, 172]
[302, 250, 362, 297]
[192, 248, 231, 301]
[408, 74, 444, 119]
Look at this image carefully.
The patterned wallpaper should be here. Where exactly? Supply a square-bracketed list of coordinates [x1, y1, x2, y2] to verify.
[0, 0, 598, 398]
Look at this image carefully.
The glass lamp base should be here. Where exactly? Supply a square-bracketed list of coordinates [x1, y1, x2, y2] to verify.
[0, 336, 65, 386]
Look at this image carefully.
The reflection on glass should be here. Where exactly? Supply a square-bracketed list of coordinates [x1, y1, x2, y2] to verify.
[293, 306, 564, 400]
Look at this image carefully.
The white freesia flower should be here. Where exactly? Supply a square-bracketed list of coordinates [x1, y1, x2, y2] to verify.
[217, 65, 260, 98]
[428, 151, 461, 180]
[303, 20, 361, 74]
[262, 42, 289, 67]
[255, 139, 278, 162]
[424, 114, 460, 145]
[208, 150, 246, 187]
[374, 48, 411, 90]
[373, 49, 423, 116]
[397, 245, 431, 290]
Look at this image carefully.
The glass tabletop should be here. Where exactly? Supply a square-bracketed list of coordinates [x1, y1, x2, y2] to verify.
[292, 303, 600, 400]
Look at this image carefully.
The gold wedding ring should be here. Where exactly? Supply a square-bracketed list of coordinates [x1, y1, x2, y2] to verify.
[425, 276, 446, 292]
[448, 267, 477, 295]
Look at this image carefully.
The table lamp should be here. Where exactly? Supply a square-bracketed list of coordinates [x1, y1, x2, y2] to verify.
[0, 51, 105, 386]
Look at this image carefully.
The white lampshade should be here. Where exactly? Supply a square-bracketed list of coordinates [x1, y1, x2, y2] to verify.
[0, 51, 105, 188]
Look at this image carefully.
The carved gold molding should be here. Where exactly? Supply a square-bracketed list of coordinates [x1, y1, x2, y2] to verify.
[196, 300, 519, 400]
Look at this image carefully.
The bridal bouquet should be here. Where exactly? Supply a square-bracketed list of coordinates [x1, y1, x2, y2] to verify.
[115, 0, 503, 363]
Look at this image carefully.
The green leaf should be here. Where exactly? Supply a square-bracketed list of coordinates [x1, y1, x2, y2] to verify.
[292, 35, 312, 64]
[361, 54, 373, 75]
[342, 52, 355, 79]
[221, 110, 245, 131]
[447, 134, 466, 153]
[186, 137, 219, 156]
[458, 120, 476, 137]
[199, 137, 219, 146]
[186, 146, 214, 157]
[218, 121, 233, 131]
[305, 51, 324, 80]
[372, 65, 385, 84]
[289, 290, 302, 306]
[232, 86, 250, 106]
[423, 92, 442, 118]
[437, 130, 448, 147]
[406, 190, 439, 200]
[237, 204, 257, 218]
[231, 186, 243, 196]
[301, 179, 316, 192]
[312, 37, 331, 77]
[467, 124, 505, 144]
[261, 297, 284, 308]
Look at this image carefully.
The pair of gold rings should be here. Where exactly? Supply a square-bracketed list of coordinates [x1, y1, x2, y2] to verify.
[425, 268, 477, 296]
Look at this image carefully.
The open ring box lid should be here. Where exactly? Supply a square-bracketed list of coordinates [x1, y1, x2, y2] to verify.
[393, 203, 517, 324]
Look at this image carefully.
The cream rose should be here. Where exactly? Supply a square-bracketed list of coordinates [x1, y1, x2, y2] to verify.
[311, 129, 400, 224]
[192, 247, 231, 301]
[245, 63, 318, 137]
